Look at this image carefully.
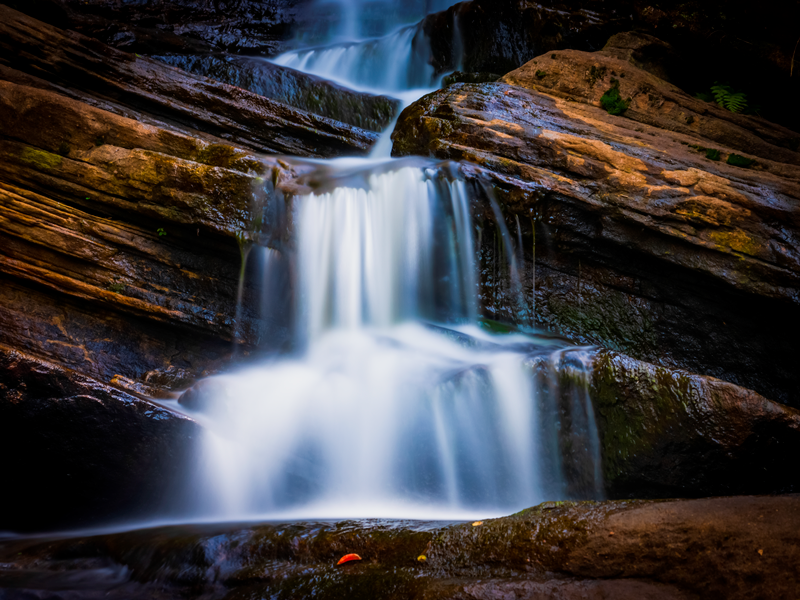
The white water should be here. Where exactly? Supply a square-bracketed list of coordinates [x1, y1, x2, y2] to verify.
[173, 1, 603, 522]
[274, 25, 435, 94]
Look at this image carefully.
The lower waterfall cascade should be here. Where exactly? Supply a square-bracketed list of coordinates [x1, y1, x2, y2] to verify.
[175, 165, 604, 521]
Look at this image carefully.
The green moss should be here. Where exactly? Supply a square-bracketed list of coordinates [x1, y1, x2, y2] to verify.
[592, 353, 697, 483]
[600, 80, 630, 116]
[726, 153, 755, 168]
[705, 148, 721, 160]
[20, 146, 63, 170]
[107, 282, 125, 294]
[57, 141, 71, 156]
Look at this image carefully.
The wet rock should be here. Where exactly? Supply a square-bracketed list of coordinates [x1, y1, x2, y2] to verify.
[392, 47, 800, 406]
[441, 71, 502, 86]
[589, 350, 800, 498]
[0, 347, 201, 532]
[153, 54, 399, 132]
[0, 5, 378, 158]
[0, 496, 797, 598]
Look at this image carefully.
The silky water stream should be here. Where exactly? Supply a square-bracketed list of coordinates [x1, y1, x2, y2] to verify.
[171, 3, 604, 523]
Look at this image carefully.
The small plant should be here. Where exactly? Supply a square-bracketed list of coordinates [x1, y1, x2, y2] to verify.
[600, 79, 630, 116]
[156, 227, 167, 237]
[535, 70, 547, 79]
[711, 84, 748, 113]
[107, 282, 125, 294]
[57, 141, 71, 156]
[705, 148, 721, 161]
[726, 153, 755, 168]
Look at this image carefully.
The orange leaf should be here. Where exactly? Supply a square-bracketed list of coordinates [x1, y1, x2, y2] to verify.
[472, 521, 483, 527]
[337, 553, 362, 565]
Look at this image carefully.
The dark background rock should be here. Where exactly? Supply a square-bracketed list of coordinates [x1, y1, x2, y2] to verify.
[1, 0, 304, 57]
[0, 347, 202, 532]
[423, 0, 800, 133]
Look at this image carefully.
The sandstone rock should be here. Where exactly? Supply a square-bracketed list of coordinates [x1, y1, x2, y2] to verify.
[0, 77, 303, 390]
[0, 346, 201, 532]
[1, 496, 797, 598]
[500, 43, 800, 165]
[392, 50, 800, 405]
[425, 0, 800, 132]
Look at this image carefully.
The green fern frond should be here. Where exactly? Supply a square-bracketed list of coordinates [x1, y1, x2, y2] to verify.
[710, 84, 748, 113]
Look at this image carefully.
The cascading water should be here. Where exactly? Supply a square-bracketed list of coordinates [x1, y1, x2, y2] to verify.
[274, 25, 434, 94]
[179, 166, 603, 520]
[172, 1, 604, 522]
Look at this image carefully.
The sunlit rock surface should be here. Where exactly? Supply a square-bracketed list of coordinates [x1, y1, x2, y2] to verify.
[392, 40, 800, 406]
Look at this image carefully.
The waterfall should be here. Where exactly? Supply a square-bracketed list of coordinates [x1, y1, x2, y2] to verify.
[178, 166, 603, 521]
[168, 0, 604, 523]
[273, 25, 435, 93]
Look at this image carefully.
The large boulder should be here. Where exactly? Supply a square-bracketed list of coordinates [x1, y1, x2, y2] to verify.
[0, 346, 202, 532]
[392, 43, 800, 407]
[589, 350, 800, 498]
[1, 495, 798, 598]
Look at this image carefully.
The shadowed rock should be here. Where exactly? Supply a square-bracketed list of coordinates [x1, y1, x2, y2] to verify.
[153, 54, 400, 132]
[0, 346, 201, 532]
[0, 496, 797, 598]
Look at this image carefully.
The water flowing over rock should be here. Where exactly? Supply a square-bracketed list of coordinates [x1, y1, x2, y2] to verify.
[392, 41, 800, 407]
[175, 166, 604, 521]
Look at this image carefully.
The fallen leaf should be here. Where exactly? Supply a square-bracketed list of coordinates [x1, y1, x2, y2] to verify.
[609, 531, 615, 536]
[417, 555, 427, 562]
[758, 549, 763, 556]
[337, 553, 362, 565]
[472, 521, 483, 527]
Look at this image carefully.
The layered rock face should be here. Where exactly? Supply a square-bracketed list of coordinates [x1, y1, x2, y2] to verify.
[393, 39, 800, 407]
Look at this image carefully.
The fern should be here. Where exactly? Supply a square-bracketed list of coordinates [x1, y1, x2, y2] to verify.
[710, 84, 748, 113]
